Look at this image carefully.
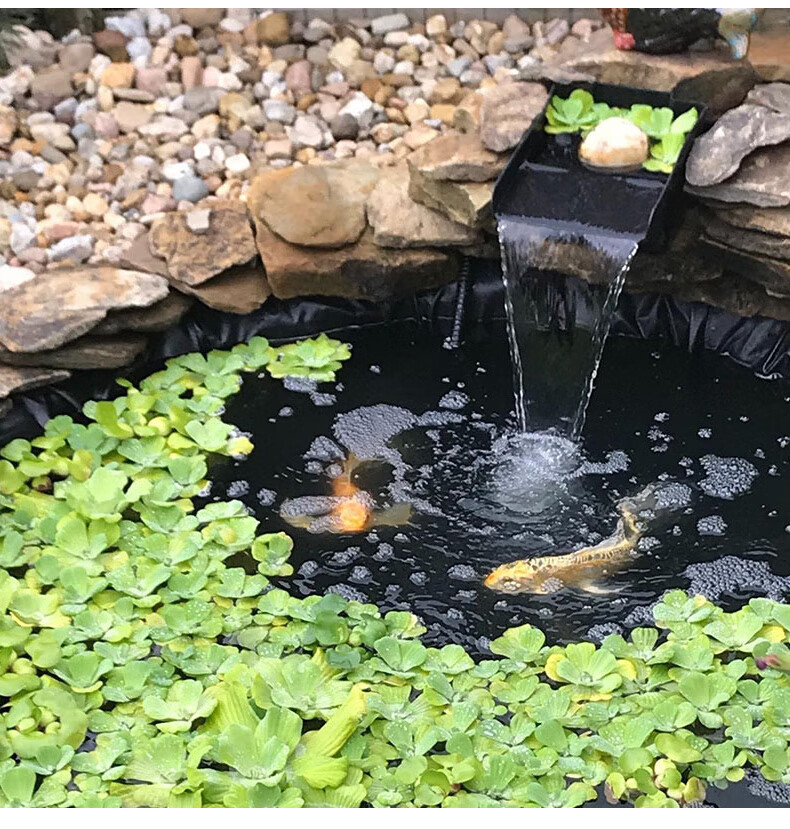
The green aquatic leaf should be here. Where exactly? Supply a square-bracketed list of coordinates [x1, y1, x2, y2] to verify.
[215, 707, 301, 781]
[642, 132, 686, 174]
[124, 733, 187, 784]
[267, 334, 352, 382]
[654, 733, 703, 764]
[253, 653, 352, 716]
[52, 651, 113, 693]
[703, 608, 765, 651]
[143, 680, 217, 733]
[669, 107, 698, 136]
[544, 89, 611, 135]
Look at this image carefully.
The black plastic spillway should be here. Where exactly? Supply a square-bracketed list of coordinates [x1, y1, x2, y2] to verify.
[492, 81, 706, 252]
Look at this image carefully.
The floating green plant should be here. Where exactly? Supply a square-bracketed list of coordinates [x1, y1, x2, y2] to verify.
[544, 89, 698, 174]
[0, 332, 788, 808]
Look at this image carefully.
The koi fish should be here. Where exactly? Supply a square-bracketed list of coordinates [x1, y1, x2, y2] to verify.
[280, 453, 412, 534]
[484, 483, 689, 595]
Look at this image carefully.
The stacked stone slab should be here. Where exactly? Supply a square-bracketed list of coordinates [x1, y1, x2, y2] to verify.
[0, 265, 183, 409]
[686, 83, 790, 316]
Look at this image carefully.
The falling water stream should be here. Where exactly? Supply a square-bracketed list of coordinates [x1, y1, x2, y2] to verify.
[499, 217, 640, 437]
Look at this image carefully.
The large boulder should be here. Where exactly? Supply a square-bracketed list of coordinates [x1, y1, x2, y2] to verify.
[149, 201, 257, 286]
[248, 161, 379, 248]
[480, 82, 549, 152]
[0, 268, 169, 353]
[366, 167, 481, 248]
[252, 224, 458, 302]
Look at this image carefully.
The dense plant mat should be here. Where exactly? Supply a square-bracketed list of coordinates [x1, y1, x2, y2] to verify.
[0, 333, 789, 808]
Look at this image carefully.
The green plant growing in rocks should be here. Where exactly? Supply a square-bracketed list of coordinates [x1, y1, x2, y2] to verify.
[0, 331, 789, 808]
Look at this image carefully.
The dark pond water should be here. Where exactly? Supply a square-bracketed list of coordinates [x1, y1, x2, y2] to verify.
[212, 320, 790, 658]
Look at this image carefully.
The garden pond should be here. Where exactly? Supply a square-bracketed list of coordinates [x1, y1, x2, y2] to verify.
[1, 316, 790, 808]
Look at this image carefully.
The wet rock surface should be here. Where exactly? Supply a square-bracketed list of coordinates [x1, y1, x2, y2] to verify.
[0, 365, 70, 399]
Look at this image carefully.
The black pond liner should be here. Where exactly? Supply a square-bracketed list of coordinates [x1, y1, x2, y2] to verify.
[3, 260, 790, 444]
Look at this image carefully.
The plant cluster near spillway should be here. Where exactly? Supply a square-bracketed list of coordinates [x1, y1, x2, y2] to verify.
[1, 334, 790, 808]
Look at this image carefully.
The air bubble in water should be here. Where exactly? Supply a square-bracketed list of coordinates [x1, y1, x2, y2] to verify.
[226, 480, 249, 498]
[698, 428, 712, 438]
[310, 392, 336, 407]
[305, 436, 344, 461]
[587, 623, 622, 643]
[349, 566, 372, 583]
[283, 376, 317, 394]
[298, 560, 319, 577]
[697, 515, 727, 536]
[699, 454, 758, 499]
[327, 583, 367, 602]
[447, 564, 479, 581]
[256, 488, 276, 506]
[278, 407, 293, 417]
[684, 556, 790, 601]
[330, 548, 359, 566]
[439, 390, 470, 410]
[410, 571, 428, 586]
[373, 543, 394, 561]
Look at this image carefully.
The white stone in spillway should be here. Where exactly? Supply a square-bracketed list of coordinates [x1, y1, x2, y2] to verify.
[579, 117, 649, 170]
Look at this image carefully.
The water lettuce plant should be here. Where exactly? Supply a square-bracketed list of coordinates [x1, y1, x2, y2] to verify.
[544, 89, 698, 174]
[0, 332, 789, 808]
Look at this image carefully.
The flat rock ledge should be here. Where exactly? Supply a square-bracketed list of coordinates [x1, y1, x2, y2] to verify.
[0, 267, 169, 353]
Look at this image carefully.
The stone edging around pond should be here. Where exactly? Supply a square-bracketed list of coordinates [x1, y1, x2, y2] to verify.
[1, 9, 789, 408]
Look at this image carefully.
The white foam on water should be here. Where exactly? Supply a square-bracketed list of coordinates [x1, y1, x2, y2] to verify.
[684, 556, 790, 601]
[226, 480, 249, 498]
[439, 390, 470, 410]
[699, 454, 759, 499]
[697, 515, 727, 536]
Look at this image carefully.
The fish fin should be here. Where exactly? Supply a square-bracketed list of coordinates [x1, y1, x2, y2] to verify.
[371, 503, 412, 527]
[579, 580, 622, 596]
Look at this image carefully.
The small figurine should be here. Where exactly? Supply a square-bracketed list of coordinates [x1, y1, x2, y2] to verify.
[600, 8, 762, 59]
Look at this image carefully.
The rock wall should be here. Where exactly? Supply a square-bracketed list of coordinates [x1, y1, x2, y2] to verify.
[1, 8, 788, 409]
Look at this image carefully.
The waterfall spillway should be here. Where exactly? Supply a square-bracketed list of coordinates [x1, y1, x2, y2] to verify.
[499, 218, 639, 438]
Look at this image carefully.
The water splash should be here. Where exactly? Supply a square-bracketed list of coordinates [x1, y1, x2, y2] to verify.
[498, 218, 639, 437]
